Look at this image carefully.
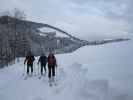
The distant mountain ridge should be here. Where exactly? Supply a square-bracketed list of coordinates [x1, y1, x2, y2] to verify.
[0, 16, 130, 67]
[0, 16, 88, 56]
[0, 16, 87, 42]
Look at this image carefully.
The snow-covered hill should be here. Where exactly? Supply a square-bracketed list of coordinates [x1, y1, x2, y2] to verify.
[39, 27, 69, 38]
[0, 39, 133, 100]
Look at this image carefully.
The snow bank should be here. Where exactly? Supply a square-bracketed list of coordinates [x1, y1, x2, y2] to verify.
[0, 39, 133, 100]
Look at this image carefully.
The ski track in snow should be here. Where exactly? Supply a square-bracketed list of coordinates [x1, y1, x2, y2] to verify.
[0, 39, 133, 100]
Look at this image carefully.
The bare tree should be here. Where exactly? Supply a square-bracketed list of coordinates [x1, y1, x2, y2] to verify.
[0, 8, 27, 67]
[12, 8, 26, 20]
[0, 8, 26, 20]
[0, 11, 11, 17]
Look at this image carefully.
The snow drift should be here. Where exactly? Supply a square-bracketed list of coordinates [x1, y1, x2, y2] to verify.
[0, 39, 133, 100]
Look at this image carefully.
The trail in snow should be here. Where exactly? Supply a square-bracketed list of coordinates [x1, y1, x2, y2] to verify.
[0, 40, 133, 100]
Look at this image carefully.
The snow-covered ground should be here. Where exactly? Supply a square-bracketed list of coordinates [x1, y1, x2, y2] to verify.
[39, 27, 69, 38]
[0, 39, 133, 100]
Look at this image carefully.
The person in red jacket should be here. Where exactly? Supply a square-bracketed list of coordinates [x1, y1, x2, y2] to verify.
[47, 52, 57, 79]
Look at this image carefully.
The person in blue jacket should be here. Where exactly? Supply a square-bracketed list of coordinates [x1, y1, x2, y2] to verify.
[38, 53, 47, 75]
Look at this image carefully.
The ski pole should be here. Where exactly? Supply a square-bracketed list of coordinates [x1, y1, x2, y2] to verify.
[33, 62, 36, 76]
[55, 66, 58, 81]
[38, 63, 40, 76]
[23, 64, 26, 76]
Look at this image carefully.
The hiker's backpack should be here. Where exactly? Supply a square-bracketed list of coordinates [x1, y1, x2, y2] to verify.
[27, 56, 35, 64]
[40, 56, 47, 64]
[48, 55, 56, 66]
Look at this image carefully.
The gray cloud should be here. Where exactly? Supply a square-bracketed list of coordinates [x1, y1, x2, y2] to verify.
[0, 0, 132, 40]
[68, 0, 133, 21]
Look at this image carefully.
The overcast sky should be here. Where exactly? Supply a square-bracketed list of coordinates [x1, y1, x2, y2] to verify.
[0, 0, 133, 40]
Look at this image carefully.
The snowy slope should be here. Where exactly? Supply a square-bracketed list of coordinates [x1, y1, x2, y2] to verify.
[0, 39, 133, 100]
[39, 27, 69, 38]
[56, 39, 133, 100]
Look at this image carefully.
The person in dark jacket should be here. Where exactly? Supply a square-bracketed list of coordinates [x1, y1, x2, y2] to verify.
[24, 51, 35, 75]
[47, 52, 57, 79]
[38, 53, 47, 75]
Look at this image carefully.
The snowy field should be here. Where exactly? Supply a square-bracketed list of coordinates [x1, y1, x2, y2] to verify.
[0, 39, 133, 100]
